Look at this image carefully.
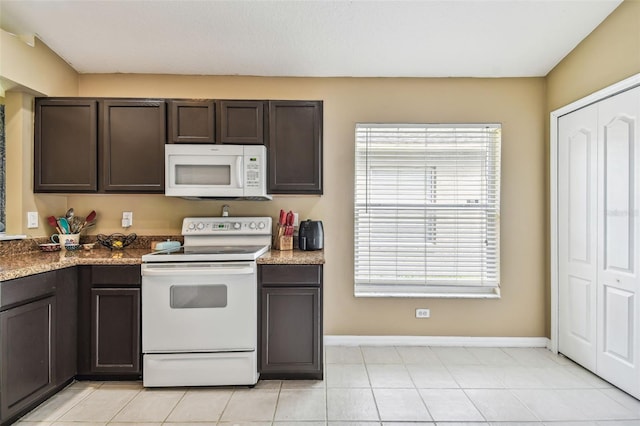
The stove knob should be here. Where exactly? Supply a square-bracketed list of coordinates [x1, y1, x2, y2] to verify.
[233, 222, 241, 230]
[196, 222, 205, 230]
[187, 222, 196, 231]
[249, 222, 256, 229]
[258, 221, 266, 229]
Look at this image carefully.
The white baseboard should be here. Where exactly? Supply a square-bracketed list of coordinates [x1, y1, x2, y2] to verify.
[324, 335, 550, 348]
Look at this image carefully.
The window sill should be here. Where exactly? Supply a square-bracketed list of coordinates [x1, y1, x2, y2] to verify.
[355, 286, 500, 299]
[0, 234, 27, 241]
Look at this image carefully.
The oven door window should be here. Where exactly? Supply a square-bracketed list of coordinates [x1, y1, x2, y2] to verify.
[170, 284, 227, 309]
[175, 164, 231, 186]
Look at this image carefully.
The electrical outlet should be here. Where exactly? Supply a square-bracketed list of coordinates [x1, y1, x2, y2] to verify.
[293, 212, 299, 227]
[122, 211, 133, 228]
[415, 308, 430, 319]
[27, 211, 39, 229]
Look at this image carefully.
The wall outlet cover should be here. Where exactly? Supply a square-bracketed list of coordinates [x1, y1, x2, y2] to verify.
[416, 308, 430, 318]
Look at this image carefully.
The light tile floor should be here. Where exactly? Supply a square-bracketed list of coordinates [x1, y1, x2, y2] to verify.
[15, 346, 640, 425]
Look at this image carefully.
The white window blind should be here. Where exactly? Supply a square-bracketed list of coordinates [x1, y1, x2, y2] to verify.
[354, 123, 501, 297]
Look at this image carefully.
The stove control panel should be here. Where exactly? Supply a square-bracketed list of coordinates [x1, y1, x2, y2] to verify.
[182, 217, 272, 235]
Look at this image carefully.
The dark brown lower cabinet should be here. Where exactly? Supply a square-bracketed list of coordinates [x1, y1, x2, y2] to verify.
[91, 288, 141, 373]
[0, 266, 140, 425]
[77, 265, 142, 378]
[0, 296, 56, 423]
[259, 264, 323, 379]
[55, 268, 78, 387]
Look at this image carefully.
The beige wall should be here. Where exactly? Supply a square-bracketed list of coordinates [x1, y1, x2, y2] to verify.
[5, 0, 635, 336]
[0, 30, 78, 97]
[75, 74, 547, 337]
[4, 92, 68, 234]
[543, 0, 640, 335]
[1, 30, 78, 233]
[546, 0, 640, 111]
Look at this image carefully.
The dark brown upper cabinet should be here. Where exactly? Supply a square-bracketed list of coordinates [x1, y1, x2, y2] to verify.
[167, 100, 216, 143]
[219, 100, 265, 144]
[34, 98, 98, 192]
[268, 101, 323, 194]
[100, 99, 166, 193]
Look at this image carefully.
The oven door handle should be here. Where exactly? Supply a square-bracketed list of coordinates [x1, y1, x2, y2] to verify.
[142, 265, 255, 276]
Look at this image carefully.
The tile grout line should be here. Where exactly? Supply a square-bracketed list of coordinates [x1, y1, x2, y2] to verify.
[33, 381, 101, 423]
[160, 387, 188, 423]
[361, 346, 382, 423]
[324, 347, 329, 425]
[399, 352, 436, 423]
[104, 384, 143, 424]
[270, 379, 283, 424]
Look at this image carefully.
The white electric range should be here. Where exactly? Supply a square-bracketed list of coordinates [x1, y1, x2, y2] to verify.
[141, 216, 272, 387]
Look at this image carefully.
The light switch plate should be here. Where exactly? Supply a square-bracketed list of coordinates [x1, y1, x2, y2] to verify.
[122, 211, 133, 228]
[27, 211, 38, 229]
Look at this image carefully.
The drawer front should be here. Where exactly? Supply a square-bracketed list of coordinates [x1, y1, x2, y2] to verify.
[91, 265, 141, 286]
[0, 271, 57, 310]
[260, 265, 321, 287]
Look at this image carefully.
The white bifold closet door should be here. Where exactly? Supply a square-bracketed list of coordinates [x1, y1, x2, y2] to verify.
[558, 102, 598, 372]
[558, 86, 640, 397]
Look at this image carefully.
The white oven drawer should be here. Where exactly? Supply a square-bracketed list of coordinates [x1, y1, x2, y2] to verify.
[143, 352, 258, 387]
[142, 262, 257, 353]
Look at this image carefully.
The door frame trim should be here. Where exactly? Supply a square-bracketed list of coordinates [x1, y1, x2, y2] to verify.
[550, 72, 640, 354]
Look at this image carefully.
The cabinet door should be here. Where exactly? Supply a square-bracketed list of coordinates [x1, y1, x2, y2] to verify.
[91, 288, 141, 374]
[101, 100, 166, 193]
[596, 86, 640, 396]
[260, 287, 322, 379]
[268, 101, 323, 194]
[168, 100, 216, 143]
[219, 100, 265, 144]
[0, 297, 56, 421]
[34, 98, 98, 192]
[55, 268, 78, 386]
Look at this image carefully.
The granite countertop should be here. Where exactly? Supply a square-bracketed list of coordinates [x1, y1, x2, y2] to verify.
[0, 247, 324, 281]
[256, 249, 325, 265]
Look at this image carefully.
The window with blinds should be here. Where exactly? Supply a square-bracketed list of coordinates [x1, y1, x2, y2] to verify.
[354, 123, 501, 297]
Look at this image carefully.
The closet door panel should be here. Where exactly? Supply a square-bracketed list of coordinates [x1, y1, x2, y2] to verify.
[602, 286, 634, 362]
[558, 104, 598, 371]
[603, 116, 633, 272]
[597, 86, 640, 397]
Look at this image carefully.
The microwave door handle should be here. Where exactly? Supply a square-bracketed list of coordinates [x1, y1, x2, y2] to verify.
[236, 156, 243, 187]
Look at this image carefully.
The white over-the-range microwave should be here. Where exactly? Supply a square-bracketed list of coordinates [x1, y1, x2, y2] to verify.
[165, 144, 272, 200]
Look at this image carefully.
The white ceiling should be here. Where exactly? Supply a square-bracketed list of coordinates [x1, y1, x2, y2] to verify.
[0, 0, 622, 78]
